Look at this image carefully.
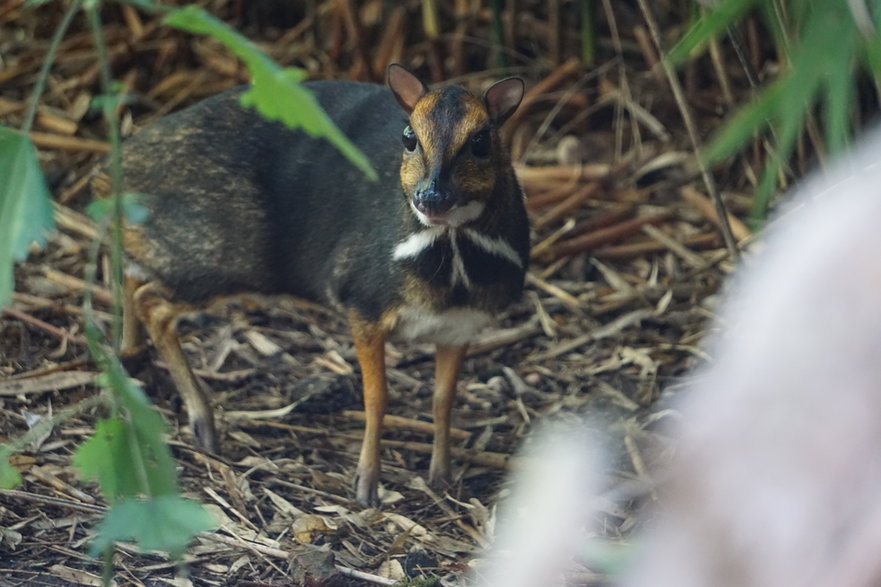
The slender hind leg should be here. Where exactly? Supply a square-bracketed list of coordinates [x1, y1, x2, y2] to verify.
[122, 274, 145, 355]
[133, 282, 219, 453]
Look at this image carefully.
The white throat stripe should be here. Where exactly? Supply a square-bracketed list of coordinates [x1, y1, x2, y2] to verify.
[450, 232, 471, 288]
[391, 227, 523, 290]
[392, 228, 442, 260]
[461, 228, 524, 269]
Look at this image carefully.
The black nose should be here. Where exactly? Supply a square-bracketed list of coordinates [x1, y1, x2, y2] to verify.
[413, 178, 455, 216]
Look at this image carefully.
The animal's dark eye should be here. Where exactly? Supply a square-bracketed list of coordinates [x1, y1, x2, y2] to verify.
[402, 126, 418, 152]
[471, 129, 491, 158]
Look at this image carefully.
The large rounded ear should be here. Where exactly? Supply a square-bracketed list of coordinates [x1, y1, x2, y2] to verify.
[387, 63, 428, 115]
[482, 77, 525, 126]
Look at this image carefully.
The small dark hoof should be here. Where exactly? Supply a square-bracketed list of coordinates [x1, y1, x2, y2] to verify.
[428, 462, 452, 491]
[428, 473, 452, 493]
[354, 470, 380, 508]
[119, 345, 149, 371]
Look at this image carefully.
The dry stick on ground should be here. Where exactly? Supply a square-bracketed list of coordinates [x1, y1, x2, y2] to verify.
[58, 171, 96, 205]
[41, 267, 113, 306]
[636, 0, 740, 260]
[641, 224, 707, 269]
[13, 291, 113, 321]
[467, 317, 543, 356]
[380, 438, 525, 470]
[30, 467, 97, 504]
[0, 488, 105, 514]
[594, 232, 720, 260]
[2, 357, 91, 381]
[515, 163, 612, 188]
[679, 185, 752, 242]
[29, 131, 110, 153]
[0, 371, 98, 396]
[533, 182, 602, 230]
[204, 534, 399, 586]
[531, 217, 577, 258]
[525, 272, 583, 314]
[524, 176, 582, 210]
[2, 307, 88, 346]
[54, 203, 99, 240]
[566, 204, 637, 238]
[245, 419, 522, 471]
[342, 411, 471, 441]
[529, 307, 656, 362]
[541, 212, 671, 262]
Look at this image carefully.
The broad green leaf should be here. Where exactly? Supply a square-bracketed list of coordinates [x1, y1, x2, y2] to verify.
[746, 6, 841, 219]
[0, 127, 55, 308]
[74, 417, 141, 501]
[163, 6, 377, 181]
[0, 446, 22, 489]
[668, 0, 757, 63]
[89, 495, 214, 558]
[87, 353, 177, 497]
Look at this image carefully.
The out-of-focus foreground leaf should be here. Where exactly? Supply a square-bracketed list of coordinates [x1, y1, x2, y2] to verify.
[0, 126, 55, 308]
[163, 5, 377, 181]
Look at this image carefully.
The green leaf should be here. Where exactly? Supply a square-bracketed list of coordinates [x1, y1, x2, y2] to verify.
[96, 355, 179, 497]
[0, 126, 55, 308]
[74, 418, 142, 501]
[821, 51, 854, 155]
[82, 347, 180, 500]
[86, 192, 151, 224]
[668, 0, 758, 64]
[750, 155, 783, 224]
[0, 446, 22, 489]
[704, 77, 788, 164]
[163, 6, 377, 181]
[89, 495, 215, 559]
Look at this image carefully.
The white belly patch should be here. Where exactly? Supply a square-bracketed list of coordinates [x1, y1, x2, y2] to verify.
[393, 305, 492, 346]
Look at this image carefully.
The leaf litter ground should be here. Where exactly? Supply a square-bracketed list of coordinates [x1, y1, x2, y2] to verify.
[0, 3, 772, 585]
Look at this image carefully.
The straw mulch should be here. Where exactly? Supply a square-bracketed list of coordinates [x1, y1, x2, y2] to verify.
[1, 2, 782, 584]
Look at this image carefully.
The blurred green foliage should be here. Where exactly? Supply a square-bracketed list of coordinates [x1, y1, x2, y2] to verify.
[673, 0, 881, 220]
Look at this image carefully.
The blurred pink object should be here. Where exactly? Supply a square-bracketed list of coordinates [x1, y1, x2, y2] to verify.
[624, 128, 881, 587]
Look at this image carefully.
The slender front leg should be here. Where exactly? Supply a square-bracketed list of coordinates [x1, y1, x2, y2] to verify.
[429, 344, 467, 488]
[133, 282, 219, 453]
[351, 318, 389, 508]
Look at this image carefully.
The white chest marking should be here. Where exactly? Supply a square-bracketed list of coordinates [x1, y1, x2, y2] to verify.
[461, 228, 524, 270]
[392, 228, 442, 261]
[391, 226, 524, 290]
[449, 232, 471, 287]
[393, 305, 492, 346]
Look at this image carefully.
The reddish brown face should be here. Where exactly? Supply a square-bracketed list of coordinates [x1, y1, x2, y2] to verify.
[386, 64, 525, 228]
[400, 87, 497, 227]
